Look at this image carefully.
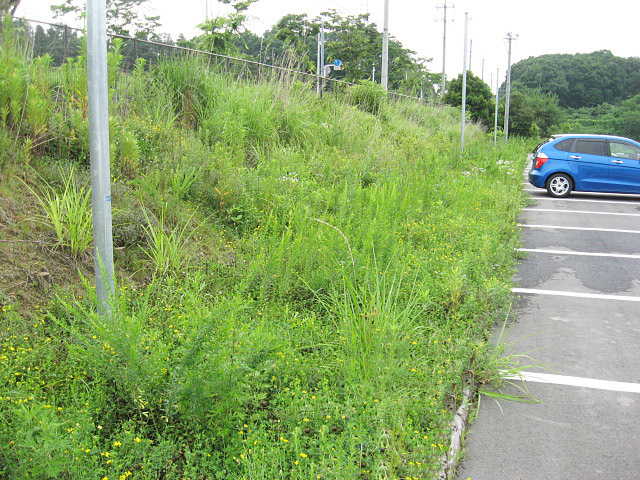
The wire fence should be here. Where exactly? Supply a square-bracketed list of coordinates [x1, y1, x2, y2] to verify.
[18, 17, 423, 102]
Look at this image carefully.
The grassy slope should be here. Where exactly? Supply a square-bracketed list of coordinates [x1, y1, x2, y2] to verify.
[0, 28, 532, 480]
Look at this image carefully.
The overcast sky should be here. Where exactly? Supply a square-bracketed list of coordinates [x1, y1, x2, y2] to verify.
[18, 0, 640, 90]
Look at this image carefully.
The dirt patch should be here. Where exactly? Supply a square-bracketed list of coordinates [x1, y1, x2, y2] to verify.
[0, 192, 92, 317]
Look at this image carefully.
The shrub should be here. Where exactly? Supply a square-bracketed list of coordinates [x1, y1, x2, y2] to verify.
[346, 80, 388, 115]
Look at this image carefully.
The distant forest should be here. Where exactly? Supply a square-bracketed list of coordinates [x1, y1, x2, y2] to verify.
[505, 51, 640, 139]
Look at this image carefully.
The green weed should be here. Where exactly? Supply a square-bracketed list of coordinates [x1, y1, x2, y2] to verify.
[23, 166, 92, 258]
[141, 206, 200, 276]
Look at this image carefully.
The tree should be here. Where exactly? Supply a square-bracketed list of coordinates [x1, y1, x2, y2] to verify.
[445, 72, 494, 127]
[0, 0, 20, 15]
[305, 11, 436, 94]
[32, 24, 81, 65]
[271, 14, 316, 54]
[196, 0, 257, 55]
[498, 87, 562, 137]
[51, 0, 160, 37]
[611, 94, 640, 141]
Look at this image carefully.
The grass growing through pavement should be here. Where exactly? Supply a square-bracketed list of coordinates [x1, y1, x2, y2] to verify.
[0, 23, 532, 479]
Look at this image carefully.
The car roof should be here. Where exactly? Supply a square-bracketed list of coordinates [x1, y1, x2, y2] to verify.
[550, 133, 638, 143]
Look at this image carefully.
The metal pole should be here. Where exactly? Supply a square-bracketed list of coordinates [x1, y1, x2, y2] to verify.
[64, 25, 69, 60]
[381, 0, 389, 90]
[461, 13, 468, 153]
[494, 67, 499, 145]
[87, 0, 115, 316]
[438, 0, 449, 98]
[316, 31, 321, 95]
[504, 32, 516, 140]
[372, 64, 375, 82]
[320, 21, 325, 96]
[320, 22, 325, 73]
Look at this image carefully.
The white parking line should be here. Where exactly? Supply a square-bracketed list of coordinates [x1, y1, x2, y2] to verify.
[523, 208, 640, 217]
[524, 188, 640, 199]
[503, 371, 640, 394]
[528, 196, 640, 206]
[518, 224, 640, 234]
[518, 248, 640, 259]
[512, 287, 640, 302]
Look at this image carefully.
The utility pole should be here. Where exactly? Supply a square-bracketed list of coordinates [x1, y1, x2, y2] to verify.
[437, 0, 453, 98]
[460, 12, 468, 153]
[372, 64, 376, 81]
[494, 67, 499, 145]
[316, 31, 320, 94]
[320, 21, 325, 76]
[87, 0, 115, 316]
[316, 27, 321, 95]
[317, 21, 325, 96]
[381, 0, 389, 90]
[504, 32, 517, 140]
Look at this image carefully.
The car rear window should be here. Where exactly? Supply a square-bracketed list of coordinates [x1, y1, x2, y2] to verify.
[573, 139, 606, 156]
[555, 139, 574, 152]
[533, 140, 550, 154]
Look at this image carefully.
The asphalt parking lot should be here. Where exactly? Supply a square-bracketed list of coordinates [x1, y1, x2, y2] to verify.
[456, 176, 640, 479]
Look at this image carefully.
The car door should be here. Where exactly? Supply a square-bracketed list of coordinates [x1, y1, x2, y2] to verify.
[606, 140, 640, 193]
[568, 139, 609, 191]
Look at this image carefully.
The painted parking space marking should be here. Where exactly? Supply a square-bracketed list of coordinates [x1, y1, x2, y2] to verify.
[523, 208, 640, 217]
[523, 187, 640, 199]
[518, 248, 640, 259]
[503, 371, 640, 394]
[527, 196, 640, 206]
[512, 287, 640, 302]
[518, 224, 640, 234]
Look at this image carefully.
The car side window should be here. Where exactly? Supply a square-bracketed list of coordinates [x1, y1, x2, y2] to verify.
[573, 139, 606, 156]
[555, 139, 575, 152]
[609, 141, 640, 160]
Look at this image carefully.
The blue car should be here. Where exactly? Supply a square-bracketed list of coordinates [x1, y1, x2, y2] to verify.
[528, 134, 640, 197]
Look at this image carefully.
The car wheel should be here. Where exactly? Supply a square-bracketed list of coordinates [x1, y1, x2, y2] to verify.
[546, 173, 572, 198]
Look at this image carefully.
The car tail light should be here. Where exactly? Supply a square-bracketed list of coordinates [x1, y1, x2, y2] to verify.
[535, 152, 548, 169]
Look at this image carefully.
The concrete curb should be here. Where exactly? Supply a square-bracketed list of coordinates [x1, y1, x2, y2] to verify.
[439, 384, 474, 479]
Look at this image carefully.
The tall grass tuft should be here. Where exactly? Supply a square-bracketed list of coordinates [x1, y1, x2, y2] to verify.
[24, 166, 93, 258]
[141, 206, 200, 276]
[323, 258, 425, 385]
